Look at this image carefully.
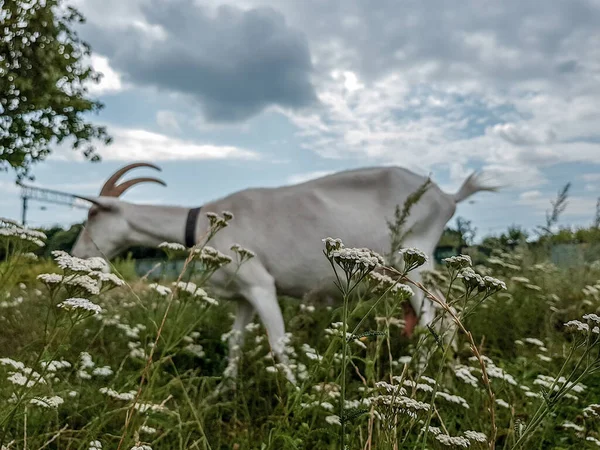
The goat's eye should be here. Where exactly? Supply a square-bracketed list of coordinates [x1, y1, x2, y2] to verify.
[88, 209, 98, 219]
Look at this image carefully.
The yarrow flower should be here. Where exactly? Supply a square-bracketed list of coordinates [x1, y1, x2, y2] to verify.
[443, 254, 472, 270]
[325, 415, 341, 426]
[58, 297, 102, 315]
[457, 267, 484, 292]
[205, 211, 232, 232]
[130, 444, 152, 450]
[172, 282, 218, 305]
[64, 275, 100, 295]
[584, 404, 600, 419]
[436, 391, 470, 409]
[99, 387, 137, 401]
[51, 250, 107, 273]
[149, 283, 172, 297]
[37, 273, 63, 285]
[0, 221, 46, 247]
[193, 246, 232, 269]
[369, 272, 413, 301]
[92, 366, 114, 377]
[29, 395, 64, 409]
[89, 271, 125, 288]
[40, 359, 71, 372]
[435, 433, 471, 448]
[482, 275, 507, 293]
[158, 242, 186, 251]
[230, 243, 256, 261]
[89, 440, 102, 450]
[323, 238, 384, 282]
[399, 247, 428, 272]
[464, 430, 487, 443]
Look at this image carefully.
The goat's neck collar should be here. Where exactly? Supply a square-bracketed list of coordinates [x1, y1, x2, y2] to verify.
[185, 207, 202, 248]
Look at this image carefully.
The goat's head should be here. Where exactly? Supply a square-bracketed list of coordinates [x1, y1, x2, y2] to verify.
[71, 162, 166, 261]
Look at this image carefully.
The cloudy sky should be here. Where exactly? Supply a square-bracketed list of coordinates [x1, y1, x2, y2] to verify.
[2, 0, 600, 240]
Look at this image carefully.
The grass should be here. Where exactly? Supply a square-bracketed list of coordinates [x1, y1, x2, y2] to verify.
[2, 216, 600, 450]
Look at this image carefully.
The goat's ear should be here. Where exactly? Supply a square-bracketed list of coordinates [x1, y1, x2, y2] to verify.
[73, 195, 114, 211]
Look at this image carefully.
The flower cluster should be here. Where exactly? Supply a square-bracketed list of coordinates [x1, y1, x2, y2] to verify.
[368, 272, 414, 302]
[0, 220, 46, 247]
[206, 210, 234, 233]
[230, 243, 256, 262]
[193, 245, 233, 270]
[58, 297, 102, 315]
[51, 250, 107, 273]
[457, 267, 506, 295]
[323, 237, 384, 282]
[399, 247, 428, 273]
[564, 313, 600, 335]
[443, 254, 472, 270]
[172, 281, 218, 305]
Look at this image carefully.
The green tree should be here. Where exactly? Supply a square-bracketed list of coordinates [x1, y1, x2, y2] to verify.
[0, 0, 111, 180]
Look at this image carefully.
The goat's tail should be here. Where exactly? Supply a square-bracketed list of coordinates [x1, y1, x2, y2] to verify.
[452, 172, 500, 204]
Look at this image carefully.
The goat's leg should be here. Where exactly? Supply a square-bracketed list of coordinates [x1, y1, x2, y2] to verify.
[223, 299, 255, 380]
[241, 284, 296, 384]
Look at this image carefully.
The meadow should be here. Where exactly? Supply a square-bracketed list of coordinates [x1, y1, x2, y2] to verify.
[1, 214, 600, 450]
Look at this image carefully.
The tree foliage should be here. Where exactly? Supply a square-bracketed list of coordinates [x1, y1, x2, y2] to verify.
[0, 0, 111, 180]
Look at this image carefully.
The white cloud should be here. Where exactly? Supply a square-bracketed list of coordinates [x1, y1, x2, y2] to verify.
[87, 55, 124, 95]
[582, 173, 600, 182]
[156, 111, 181, 133]
[518, 190, 597, 217]
[53, 126, 259, 162]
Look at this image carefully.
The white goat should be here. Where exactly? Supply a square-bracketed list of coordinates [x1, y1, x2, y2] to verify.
[71, 162, 494, 382]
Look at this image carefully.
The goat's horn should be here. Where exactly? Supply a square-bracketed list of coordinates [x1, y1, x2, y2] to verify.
[111, 177, 167, 197]
[99, 162, 162, 196]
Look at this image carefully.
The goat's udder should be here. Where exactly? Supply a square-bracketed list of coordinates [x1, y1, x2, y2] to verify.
[402, 302, 418, 338]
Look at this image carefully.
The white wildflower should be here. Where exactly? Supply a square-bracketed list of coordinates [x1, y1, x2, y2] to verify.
[40, 359, 71, 372]
[435, 434, 471, 448]
[92, 366, 113, 377]
[455, 365, 479, 387]
[37, 273, 63, 285]
[99, 387, 137, 401]
[131, 445, 152, 450]
[420, 375, 436, 385]
[584, 313, 600, 324]
[65, 275, 100, 295]
[511, 276, 531, 284]
[158, 242, 186, 251]
[523, 338, 545, 347]
[400, 379, 434, 393]
[587, 436, 600, 447]
[325, 415, 341, 426]
[90, 271, 125, 287]
[134, 402, 167, 414]
[0, 358, 25, 371]
[584, 404, 600, 419]
[58, 297, 102, 314]
[464, 430, 487, 443]
[436, 391, 470, 409]
[29, 395, 64, 408]
[230, 243, 255, 259]
[496, 398, 510, 408]
[443, 254, 472, 270]
[148, 283, 172, 297]
[139, 425, 157, 434]
[562, 421, 584, 432]
[399, 247, 428, 271]
[89, 440, 102, 450]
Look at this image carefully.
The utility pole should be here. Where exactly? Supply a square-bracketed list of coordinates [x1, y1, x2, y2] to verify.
[17, 182, 89, 227]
